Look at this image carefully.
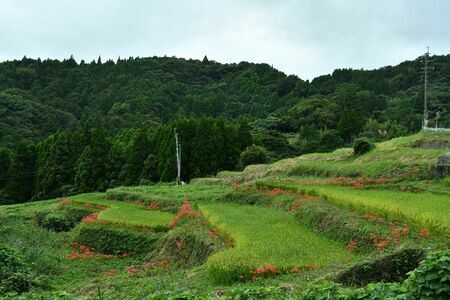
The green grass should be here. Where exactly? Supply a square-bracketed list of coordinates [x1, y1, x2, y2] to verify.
[69, 193, 174, 229]
[210, 132, 450, 183]
[198, 202, 354, 283]
[259, 182, 450, 234]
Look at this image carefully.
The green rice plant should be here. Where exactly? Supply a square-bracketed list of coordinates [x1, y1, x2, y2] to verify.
[198, 202, 353, 283]
[260, 182, 450, 234]
[69, 193, 174, 229]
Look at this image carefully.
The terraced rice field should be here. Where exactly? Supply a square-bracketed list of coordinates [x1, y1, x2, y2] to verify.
[260, 182, 450, 234]
[70, 193, 174, 228]
[198, 201, 354, 283]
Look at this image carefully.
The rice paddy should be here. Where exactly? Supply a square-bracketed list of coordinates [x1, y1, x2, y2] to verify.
[198, 201, 354, 283]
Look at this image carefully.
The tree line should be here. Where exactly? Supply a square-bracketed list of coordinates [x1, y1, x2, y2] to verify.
[0, 117, 254, 204]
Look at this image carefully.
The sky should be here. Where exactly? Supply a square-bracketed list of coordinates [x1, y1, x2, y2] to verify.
[0, 0, 449, 80]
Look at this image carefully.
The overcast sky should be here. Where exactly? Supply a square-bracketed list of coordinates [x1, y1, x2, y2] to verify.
[1, 0, 449, 80]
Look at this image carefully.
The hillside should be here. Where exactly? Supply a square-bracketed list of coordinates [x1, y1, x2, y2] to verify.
[0, 54, 449, 149]
[0, 132, 449, 299]
[1, 54, 450, 205]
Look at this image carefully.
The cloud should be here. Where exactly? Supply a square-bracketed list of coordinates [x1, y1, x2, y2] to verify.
[0, 0, 449, 80]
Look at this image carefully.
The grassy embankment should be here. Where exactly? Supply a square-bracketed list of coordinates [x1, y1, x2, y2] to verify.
[257, 181, 450, 235]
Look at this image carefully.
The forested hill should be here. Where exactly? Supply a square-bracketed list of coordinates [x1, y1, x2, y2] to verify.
[1, 54, 449, 148]
[0, 54, 449, 204]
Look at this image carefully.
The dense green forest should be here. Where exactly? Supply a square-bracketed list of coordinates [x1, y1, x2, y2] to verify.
[0, 54, 449, 203]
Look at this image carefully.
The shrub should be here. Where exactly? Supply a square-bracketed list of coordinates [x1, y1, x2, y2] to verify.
[36, 205, 96, 232]
[75, 223, 163, 255]
[406, 250, 450, 299]
[36, 211, 73, 232]
[240, 145, 268, 167]
[0, 244, 35, 294]
[150, 224, 222, 269]
[353, 137, 375, 155]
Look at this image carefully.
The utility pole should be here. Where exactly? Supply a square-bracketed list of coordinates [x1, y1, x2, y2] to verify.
[174, 128, 181, 185]
[423, 47, 430, 129]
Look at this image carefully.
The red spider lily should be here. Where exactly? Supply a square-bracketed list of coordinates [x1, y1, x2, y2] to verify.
[419, 228, 430, 238]
[268, 188, 282, 197]
[239, 274, 245, 279]
[401, 225, 410, 235]
[60, 199, 70, 205]
[104, 269, 117, 276]
[168, 201, 200, 228]
[251, 276, 256, 281]
[125, 266, 138, 275]
[375, 239, 389, 253]
[147, 204, 159, 210]
[82, 212, 99, 223]
[346, 240, 357, 252]
[250, 263, 279, 277]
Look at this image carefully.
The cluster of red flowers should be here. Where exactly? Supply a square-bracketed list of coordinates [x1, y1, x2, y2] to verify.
[346, 240, 357, 252]
[277, 177, 393, 188]
[81, 212, 99, 223]
[364, 211, 385, 223]
[267, 187, 282, 197]
[68, 242, 96, 260]
[419, 228, 430, 238]
[369, 232, 400, 253]
[326, 177, 394, 188]
[59, 199, 71, 205]
[168, 201, 201, 228]
[104, 269, 117, 276]
[158, 256, 173, 271]
[125, 265, 138, 275]
[239, 263, 280, 281]
[147, 204, 159, 210]
[68, 242, 128, 260]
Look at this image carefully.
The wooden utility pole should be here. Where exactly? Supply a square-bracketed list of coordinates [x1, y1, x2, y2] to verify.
[174, 128, 181, 185]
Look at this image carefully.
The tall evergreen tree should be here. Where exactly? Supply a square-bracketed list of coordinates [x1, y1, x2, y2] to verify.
[3, 142, 37, 204]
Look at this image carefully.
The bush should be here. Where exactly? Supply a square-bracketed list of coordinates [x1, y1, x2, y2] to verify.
[353, 137, 375, 155]
[406, 250, 450, 299]
[0, 244, 35, 294]
[36, 211, 73, 232]
[75, 223, 163, 255]
[36, 205, 96, 232]
[240, 145, 268, 167]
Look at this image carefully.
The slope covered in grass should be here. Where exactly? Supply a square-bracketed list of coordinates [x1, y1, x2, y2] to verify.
[200, 132, 450, 184]
[198, 202, 353, 283]
[258, 182, 450, 234]
[70, 193, 174, 228]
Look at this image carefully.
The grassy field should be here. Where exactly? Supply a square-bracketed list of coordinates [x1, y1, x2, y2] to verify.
[258, 181, 450, 234]
[70, 193, 174, 228]
[1, 132, 449, 298]
[198, 201, 354, 283]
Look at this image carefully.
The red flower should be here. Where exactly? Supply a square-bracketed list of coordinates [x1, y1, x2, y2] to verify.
[419, 228, 430, 238]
